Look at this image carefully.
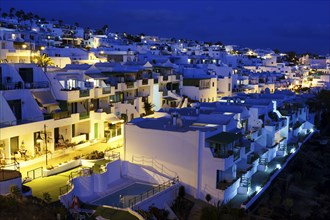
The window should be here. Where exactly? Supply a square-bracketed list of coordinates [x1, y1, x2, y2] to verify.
[228, 83, 231, 91]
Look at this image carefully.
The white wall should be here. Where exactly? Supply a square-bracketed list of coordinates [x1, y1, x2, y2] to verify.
[0, 176, 22, 195]
[125, 125, 200, 197]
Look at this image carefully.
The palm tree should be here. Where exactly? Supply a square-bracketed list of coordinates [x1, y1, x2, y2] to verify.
[9, 7, 15, 19]
[15, 9, 25, 23]
[2, 12, 8, 19]
[32, 54, 55, 72]
[101, 25, 108, 35]
[143, 100, 155, 115]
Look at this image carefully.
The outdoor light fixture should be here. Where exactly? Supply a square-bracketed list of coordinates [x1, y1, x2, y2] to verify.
[256, 186, 261, 193]
[36, 133, 42, 142]
[276, 164, 281, 169]
[290, 148, 296, 154]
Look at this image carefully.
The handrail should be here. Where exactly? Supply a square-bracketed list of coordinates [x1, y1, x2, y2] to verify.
[127, 176, 179, 209]
[132, 155, 177, 178]
[0, 115, 44, 128]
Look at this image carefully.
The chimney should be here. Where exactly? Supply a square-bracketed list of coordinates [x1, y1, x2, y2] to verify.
[172, 112, 179, 126]
[196, 105, 200, 115]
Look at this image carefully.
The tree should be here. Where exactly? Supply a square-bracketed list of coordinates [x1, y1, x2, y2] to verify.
[15, 9, 25, 23]
[143, 100, 155, 115]
[9, 7, 15, 19]
[205, 194, 212, 203]
[178, 185, 185, 199]
[273, 48, 280, 54]
[2, 12, 8, 19]
[102, 24, 108, 35]
[32, 54, 55, 72]
[43, 192, 52, 203]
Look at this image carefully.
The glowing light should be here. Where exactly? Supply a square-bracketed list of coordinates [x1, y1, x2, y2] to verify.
[256, 186, 262, 193]
[100, 51, 104, 54]
[22, 44, 27, 49]
[310, 128, 314, 132]
[276, 164, 281, 169]
[40, 46, 45, 50]
[290, 148, 296, 154]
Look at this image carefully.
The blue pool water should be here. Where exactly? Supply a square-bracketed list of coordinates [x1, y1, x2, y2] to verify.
[92, 183, 154, 207]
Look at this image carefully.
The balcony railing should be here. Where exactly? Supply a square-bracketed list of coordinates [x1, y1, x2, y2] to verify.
[126, 81, 135, 88]
[52, 111, 71, 120]
[0, 81, 49, 90]
[79, 112, 89, 120]
[102, 87, 111, 94]
[79, 89, 90, 97]
[127, 177, 179, 208]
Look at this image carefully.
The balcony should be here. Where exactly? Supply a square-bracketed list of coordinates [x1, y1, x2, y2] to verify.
[79, 112, 89, 120]
[59, 88, 93, 101]
[126, 81, 135, 89]
[217, 177, 240, 191]
[102, 87, 112, 94]
[0, 81, 49, 90]
[79, 89, 90, 97]
[52, 111, 71, 120]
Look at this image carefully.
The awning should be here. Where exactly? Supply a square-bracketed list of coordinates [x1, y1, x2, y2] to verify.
[163, 97, 177, 101]
[85, 73, 108, 80]
[32, 91, 58, 107]
[106, 114, 124, 124]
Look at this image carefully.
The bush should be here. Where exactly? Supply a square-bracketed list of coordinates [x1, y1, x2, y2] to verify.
[178, 185, 185, 199]
[83, 150, 104, 160]
[10, 185, 21, 198]
[43, 192, 52, 203]
[206, 194, 212, 203]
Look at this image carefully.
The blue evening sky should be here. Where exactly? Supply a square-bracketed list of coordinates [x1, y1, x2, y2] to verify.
[1, 0, 329, 54]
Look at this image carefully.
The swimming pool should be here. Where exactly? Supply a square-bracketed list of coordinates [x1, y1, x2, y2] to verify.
[92, 183, 154, 207]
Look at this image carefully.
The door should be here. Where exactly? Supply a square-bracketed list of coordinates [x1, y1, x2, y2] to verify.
[10, 136, 19, 155]
[94, 123, 98, 139]
[8, 99, 22, 121]
[19, 68, 33, 83]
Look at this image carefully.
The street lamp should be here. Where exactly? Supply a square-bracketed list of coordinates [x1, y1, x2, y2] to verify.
[36, 124, 48, 166]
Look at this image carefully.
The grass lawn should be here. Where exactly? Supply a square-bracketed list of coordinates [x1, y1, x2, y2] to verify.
[25, 167, 80, 201]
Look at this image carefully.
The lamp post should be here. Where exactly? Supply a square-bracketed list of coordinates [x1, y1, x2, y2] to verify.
[37, 124, 48, 166]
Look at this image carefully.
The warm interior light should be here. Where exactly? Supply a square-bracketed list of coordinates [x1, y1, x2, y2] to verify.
[36, 133, 43, 142]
